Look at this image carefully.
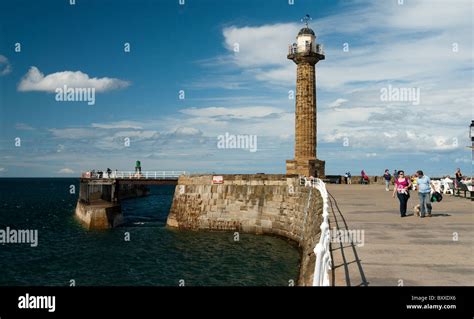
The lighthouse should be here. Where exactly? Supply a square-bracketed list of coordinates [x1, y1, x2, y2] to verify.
[286, 16, 325, 178]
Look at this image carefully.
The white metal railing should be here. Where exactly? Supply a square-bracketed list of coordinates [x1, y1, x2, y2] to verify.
[288, 43, 325, 55]
[81, 171, 186, 179]
[300, 177, 332, 286]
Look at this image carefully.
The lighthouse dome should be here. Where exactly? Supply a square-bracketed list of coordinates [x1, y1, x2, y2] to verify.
[298, 27, 315, 36]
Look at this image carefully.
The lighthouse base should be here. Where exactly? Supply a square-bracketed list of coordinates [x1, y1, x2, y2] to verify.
[286, 159, 325, 178]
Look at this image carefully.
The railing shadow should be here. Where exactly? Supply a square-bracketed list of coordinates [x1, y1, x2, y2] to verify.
[328, 191, 369, 287]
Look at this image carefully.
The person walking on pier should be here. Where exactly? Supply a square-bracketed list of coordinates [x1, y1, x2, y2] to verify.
[392, 170, 412, 217]
[383, 169, 391, 191]
[416, 170, 434, 218]
[454, 168, 463, 189]
[361, 170, 369, 184]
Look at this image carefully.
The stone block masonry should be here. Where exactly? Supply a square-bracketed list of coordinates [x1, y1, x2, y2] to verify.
[295, 63, 317, 161]
[75, 200, 123, 230]
[75, 180, 150, 230]
[167, 174, 324, 286]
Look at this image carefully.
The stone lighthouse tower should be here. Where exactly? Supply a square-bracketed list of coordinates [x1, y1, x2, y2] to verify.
[286, 16, 325, 178]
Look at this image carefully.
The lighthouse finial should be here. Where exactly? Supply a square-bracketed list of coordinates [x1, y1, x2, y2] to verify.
[301, 14, 312, 28]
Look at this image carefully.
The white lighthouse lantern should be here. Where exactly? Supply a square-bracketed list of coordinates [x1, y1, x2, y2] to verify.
[296, 27, 316, 53]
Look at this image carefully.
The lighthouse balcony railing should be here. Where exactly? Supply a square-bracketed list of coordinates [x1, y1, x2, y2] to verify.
[315, 44, 324, 55]
[288, 43, 324, 55]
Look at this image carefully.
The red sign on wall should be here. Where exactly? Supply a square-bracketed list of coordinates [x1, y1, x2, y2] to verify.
[212, 176, 224, 184]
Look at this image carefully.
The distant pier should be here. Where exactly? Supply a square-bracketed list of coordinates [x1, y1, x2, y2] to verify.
[75, 171, 185, 229]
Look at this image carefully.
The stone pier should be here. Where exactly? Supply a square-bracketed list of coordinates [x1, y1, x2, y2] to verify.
[75, 179, 150, 230]
[75, 200, 123, 230]
[166, 174, 324, 286]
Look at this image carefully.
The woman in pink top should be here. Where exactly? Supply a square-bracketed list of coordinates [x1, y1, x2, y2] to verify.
[392, 170, 412, 217]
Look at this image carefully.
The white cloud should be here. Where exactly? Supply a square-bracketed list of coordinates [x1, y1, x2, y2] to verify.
[112, 130, 159, 139]
[254, 64, 294, 85]
[386, 0, 472, 30]
[0, 167, 6, 172]
[173, 127, 203, 136]
[15, 123, 35, 130]
[321, 128, 462, 153]
[18, 67, 130, 92]
[180, 106, 284, 119]
[48, 124, 162, 151]
[223, 23, 299, 68]
[0, 55, 12, 76]
[58, 168, 74, 174]
[91, 121, 143, 129]
[319, 107, 385, 133]
[328, 98, 348, 108]
[49, 128, 98, 139]
[454, 158, 471, 164]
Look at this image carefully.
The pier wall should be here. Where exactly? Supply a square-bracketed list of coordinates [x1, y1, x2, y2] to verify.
[75, 200, 123, 230]
[75, 181, 149, 229]
[167, 174, 323, 286]
[347, 176, 384, 184]
[118, 184, 149, 199]
[328, 175, 385, 184]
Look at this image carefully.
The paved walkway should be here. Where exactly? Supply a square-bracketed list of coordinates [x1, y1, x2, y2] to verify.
[327, 184, 473, 286]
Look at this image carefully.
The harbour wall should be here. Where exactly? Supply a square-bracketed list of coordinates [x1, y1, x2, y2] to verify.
[75, 181, 149, 229]
[166, 174, 323, 286]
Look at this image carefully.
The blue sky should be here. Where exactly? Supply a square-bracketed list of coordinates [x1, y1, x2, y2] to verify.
[0, 0, 472, 177]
